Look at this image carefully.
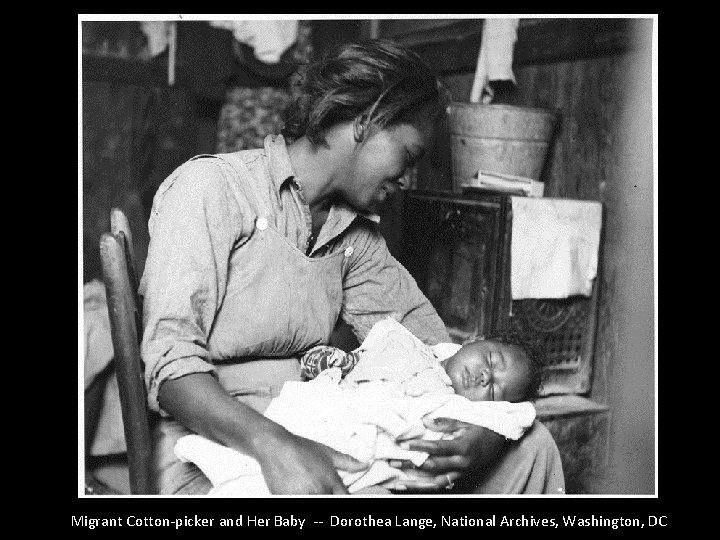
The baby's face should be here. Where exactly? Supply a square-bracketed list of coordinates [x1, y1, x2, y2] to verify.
[441, 340, 531, 402]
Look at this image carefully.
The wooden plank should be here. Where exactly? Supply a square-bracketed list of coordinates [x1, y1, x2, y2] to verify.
[380, 18, 463, 37]
[82, 21, 291, 97]
[535, 395, 609, 419]
[406, 30, 482, 74]
[403, 18, 651, 75]
[379, 19, 474, 46]
[514, 18, 649, 66]
[82, 53, 166, 86]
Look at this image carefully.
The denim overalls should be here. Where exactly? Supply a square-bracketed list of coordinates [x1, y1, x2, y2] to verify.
[152, 152, 354, 494]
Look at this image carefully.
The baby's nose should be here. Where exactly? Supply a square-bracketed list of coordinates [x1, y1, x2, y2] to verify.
[477, 368, 492, 387]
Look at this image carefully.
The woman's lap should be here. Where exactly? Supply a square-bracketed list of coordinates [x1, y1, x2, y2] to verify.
[461, 419, 565, 494]
[153, 418, 563, 495]
[152, 417, 213, 495]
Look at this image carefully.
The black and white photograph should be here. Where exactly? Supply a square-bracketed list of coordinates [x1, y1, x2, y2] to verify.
[79, 14, 656, 505]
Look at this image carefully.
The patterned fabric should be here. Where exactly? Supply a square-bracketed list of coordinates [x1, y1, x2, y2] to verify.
[216, 87, 293, 152]
[300, 345, 362, 380]
[215, 21, 313, 153]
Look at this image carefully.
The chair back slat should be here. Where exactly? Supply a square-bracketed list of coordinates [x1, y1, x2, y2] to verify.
[116, 231, 143, 340]
[100, 232, 153, 494]
[110, 208, 138, 285]
[110, 209, 142, 320]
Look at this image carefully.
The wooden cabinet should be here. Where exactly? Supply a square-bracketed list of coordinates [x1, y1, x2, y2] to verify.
[401, 189, 600, 397]
[402, 190, 509, 342]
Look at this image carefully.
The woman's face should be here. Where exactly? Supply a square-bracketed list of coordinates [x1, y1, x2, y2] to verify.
[340, 122, 431, 214]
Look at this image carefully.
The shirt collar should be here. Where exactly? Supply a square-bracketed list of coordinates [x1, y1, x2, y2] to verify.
[264, 134, 381, 225]
[333, 201, 381, 226]
[359, 210, 381, 224]
[264, 134, 296, 193]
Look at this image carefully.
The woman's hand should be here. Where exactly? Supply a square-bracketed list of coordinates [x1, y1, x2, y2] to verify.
[388, 417, 507, 492]
[255, 427, 368, 494]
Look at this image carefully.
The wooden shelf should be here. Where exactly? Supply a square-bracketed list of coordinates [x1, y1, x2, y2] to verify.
[390, 18, 652, 75]
[535, 395, 609, 420]
[82, 53, 167, 87]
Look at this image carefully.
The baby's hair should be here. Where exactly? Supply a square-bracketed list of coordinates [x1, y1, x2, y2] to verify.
[466, 328, 546, 401]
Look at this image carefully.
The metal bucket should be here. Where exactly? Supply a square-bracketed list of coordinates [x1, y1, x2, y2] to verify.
[448, 102, 560, 190]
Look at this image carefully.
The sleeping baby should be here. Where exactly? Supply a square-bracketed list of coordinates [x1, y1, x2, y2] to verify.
[300, 317, 544, 405]
[174, 318, 544, 495]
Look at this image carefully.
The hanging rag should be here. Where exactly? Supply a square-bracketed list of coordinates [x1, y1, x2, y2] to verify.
[209, 20, 299, 64]
[470, 18, 520, 104]
[510, 197, 603, 299]
[139, 21, 177, 85]
[140, 21, 170, 57]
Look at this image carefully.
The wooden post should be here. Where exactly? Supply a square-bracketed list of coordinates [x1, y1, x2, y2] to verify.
[100, 233, 153, 494]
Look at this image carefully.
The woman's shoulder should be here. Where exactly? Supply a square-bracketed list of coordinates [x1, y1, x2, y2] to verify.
[180, 149, 265, 180]
[148, 153, 266, 229]
[158, 150, 269, 199]
[343, 217, 386, 255]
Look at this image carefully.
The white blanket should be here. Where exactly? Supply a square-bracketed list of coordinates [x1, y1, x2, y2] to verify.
[174, 369, 535, 496]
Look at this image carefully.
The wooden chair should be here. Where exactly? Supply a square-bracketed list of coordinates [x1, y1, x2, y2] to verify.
[99, 208, 154, 494]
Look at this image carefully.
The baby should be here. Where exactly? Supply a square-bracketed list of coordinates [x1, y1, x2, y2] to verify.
[300, 318, 544, 405]
[174, 319, 544, 495]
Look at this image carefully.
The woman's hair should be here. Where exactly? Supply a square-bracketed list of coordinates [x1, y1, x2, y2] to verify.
[282, 39, 450, 146]
[467, 328, 546, 401]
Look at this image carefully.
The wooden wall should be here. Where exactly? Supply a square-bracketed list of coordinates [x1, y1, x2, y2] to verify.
[82, 79, 218, 282]
[449, 40, 654, 497]
[393, 18, 655, 493]
[82, 21, 271, 282]
[83, 81, 150, 283]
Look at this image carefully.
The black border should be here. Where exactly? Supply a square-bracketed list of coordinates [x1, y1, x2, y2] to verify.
[68, 8, 680, 536]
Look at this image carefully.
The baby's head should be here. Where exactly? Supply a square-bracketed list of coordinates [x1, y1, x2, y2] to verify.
[440, 330, 544, 403]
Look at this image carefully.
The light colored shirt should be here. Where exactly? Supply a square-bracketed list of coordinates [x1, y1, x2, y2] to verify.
[140, 135, 450, 414]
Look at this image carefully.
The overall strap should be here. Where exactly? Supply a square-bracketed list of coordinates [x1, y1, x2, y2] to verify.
[189, 153, 269, 217]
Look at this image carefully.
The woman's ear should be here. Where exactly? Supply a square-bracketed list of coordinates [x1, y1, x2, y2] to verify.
[353, 114, 368, 143]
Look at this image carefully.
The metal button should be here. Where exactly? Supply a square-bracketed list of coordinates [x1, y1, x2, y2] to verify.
[344, 246, 354, 257]
[256, 217, 268, 231]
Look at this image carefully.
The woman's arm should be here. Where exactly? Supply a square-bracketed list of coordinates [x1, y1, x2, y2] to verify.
[341, 224, 450, 345]
[340, 225, 507, 490]
[159, 374, 365, 494]
[142, 161, 364, 493]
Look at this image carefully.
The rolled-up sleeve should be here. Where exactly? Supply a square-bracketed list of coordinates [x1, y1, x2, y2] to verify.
[139, 160, 249, 415]
[341, 225, 450, 346]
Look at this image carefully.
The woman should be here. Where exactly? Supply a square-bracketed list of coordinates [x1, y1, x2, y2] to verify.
[140, 39, 564, 495]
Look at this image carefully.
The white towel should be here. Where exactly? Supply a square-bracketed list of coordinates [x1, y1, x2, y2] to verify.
[511, 197, 602, 299]
[174, 369, 535, 496]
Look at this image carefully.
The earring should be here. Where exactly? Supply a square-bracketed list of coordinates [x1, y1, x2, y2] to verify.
[353, 122, 365, 142]
[353, 115, 368, 142]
